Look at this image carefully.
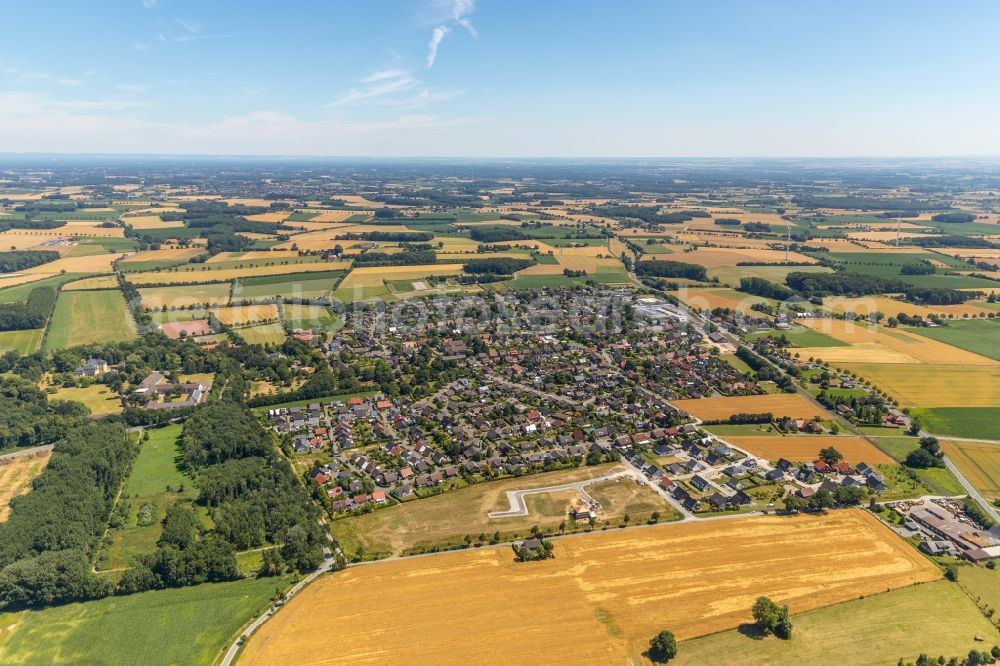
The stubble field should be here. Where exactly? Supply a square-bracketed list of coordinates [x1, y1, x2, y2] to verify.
[726, 435, 894, 465]
[672, 393, 831, 421]
[242, 510, 938, 666]
[940, 440, 1000, 499]
[0, 451, 51, 521]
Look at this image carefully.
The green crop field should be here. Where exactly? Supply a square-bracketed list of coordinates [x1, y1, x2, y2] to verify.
[0, 328, 44, 354]
[823, 251, 997, 289]
[957, 565, 1000, 617]
[99, 425, 198, 570]
[44, 290, 137, 350]
[674, 582, 996, 666]
[906, 319, 1000, 361]
[237, 323, 287, 345]
[505, 274, 594, 290]
[147, 307, 210, 323]
[0, 273, 89, 303]
[118, 258, 193, 272]
[747, 327, 848, 348]
[234, 270, 345, 300]
[910, 407, 1000, 440]
[0, 576, 291, 666]
[710, 264, 833, 287]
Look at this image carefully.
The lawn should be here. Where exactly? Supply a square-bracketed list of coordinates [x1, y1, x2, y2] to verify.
[906, 319, 1000, 361]
[282, 303, 341, 331]
[869, 435, 966, 496]
[721, 352, 753, 374]
[910, 407, 1000, 440]
[747, 327, 848, 348]
[44, 290, 137, 350]
[957, 565, 1000, 618]
[0, 576, 291, 665]
[674, 581, 996, 666]
[0, 328, 43, 354]
[328, 463, 668, 559]
[48, 384, 122, 416]
[237, 323, 287, 346]
[99, 425, 198, 571]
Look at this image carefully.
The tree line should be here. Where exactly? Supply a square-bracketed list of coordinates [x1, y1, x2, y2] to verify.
[0, 286, 57, 331]
[0, 421, 136, 607]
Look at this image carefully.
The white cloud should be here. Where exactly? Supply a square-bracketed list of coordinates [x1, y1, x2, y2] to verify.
[56, 78, 85, 87]
[134, 41, 151, 51]
[452, 0, 477, 37]
[330, 69, 418, 107]
[141, 0, 157, 8]
[426, 25, 450, 68]
[158, 19, 203, 43]
[424, 0, 477, 67]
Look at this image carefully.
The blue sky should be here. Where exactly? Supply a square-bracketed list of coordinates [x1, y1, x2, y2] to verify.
[2, 0, 999, 156]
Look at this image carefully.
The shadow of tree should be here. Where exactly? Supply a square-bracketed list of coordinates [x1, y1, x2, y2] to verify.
[737, 622, 767, 640]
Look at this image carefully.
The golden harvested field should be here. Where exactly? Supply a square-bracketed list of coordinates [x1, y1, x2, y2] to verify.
[677, 247, 818, 267]
[939, 440, 1000, 499]
[0, 450, 51, 521]
[126, 261, 350, 285]
[675, 287, 778, 314]
[211, 304, 279, 325]
[243, 511, 936, 665]
[245, 212, 289, 223]
[206, 250, 301, 263]
[123, 215, 184, 229]
[799, 319, 998, 365]
[126, 247, 203, 262]
[310, 210, 366, 223]
[138, 283, 232, 308]
[803, 238, 869, 251]
[727, 436, 894, 465]
[818, 295, 993, 319]
[935, 248, 1000, 260]
[0, 252, 123, 290]
[672, 393, 832, 421]
[840, 364, 1000, 408]
[338, 264, 464, 289]
[62, 275, 119, 290]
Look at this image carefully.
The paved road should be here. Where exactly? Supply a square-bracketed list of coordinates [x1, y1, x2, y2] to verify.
[487, 472, 627, 518]
[0, 444, 54, 461]
[943, 456, 1000, 534]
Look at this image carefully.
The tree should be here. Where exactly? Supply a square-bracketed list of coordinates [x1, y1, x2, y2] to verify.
[818, 446, 843, 465]
[906, 436, 944, 469]
[648, 630, 677, 663]
[751, 596, 790, 638]
[775, 604, 793, 639]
